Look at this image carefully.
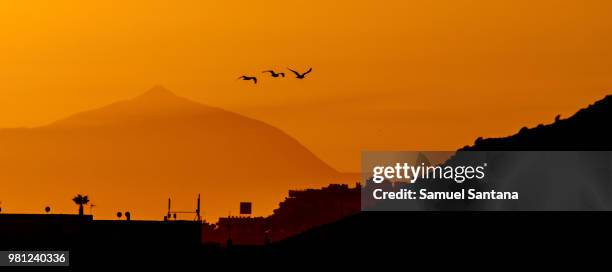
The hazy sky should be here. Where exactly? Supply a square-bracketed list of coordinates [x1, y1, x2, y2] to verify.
[1, 0, 611, 172]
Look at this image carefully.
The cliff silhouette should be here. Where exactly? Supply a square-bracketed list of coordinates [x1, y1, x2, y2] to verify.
[0, 86, 349, 220]
[461, 94, 612, 150]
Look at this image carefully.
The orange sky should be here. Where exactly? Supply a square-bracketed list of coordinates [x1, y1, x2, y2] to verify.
[0, 0, 611, 173]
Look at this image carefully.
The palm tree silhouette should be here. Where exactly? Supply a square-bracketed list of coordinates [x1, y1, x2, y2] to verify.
[72, 194, 90, 216]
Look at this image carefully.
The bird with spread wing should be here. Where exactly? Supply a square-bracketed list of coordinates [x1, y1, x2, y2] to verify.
[288, 68, 313, 79]
[238, 75, 258, 84]
[263, 70, 285, 78]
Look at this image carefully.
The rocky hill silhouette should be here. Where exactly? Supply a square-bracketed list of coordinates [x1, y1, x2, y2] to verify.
[462, 94, 612, 150]
[274, 94, 612, 256]
[0, 86, 348, 220]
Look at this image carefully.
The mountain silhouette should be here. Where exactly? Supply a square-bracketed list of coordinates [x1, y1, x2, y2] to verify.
[462, 94, 612, 150]
[0, 86, 347, 220]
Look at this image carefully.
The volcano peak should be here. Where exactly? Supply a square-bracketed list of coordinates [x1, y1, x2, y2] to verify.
[137, 85, 178, 100]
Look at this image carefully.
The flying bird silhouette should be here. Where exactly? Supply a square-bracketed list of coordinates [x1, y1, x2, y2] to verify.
[238, 76, 257, 84]
[263, 70, 285, 78]
[288, 68, 313, 79]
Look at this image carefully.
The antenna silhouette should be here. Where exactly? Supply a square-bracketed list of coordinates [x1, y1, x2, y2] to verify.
[166, 194, 202, 221]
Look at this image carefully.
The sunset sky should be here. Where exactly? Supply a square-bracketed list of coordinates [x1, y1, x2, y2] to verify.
[1, 0, 611, 173]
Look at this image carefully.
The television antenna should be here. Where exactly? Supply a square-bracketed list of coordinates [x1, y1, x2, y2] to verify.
[167, 194, 202, 222]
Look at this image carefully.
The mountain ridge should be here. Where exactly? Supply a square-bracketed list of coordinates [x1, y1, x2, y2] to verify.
[0, 86, 346, 220]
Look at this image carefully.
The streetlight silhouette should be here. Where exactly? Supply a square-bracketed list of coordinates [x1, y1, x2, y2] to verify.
[89, 203, 96, 215]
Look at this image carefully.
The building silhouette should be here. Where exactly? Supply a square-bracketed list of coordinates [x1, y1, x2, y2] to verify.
[203, 183, 360, 245]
